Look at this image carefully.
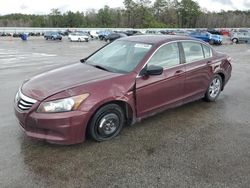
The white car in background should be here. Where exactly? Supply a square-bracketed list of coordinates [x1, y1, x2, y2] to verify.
[90, 30, 99, 38]
[68, 33, 90, 42]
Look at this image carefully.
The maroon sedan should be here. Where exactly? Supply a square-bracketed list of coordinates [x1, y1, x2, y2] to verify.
[14, 35, 232, 145]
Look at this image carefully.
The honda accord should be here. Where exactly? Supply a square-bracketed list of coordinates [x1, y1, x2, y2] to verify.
[14, 35, 232, 145]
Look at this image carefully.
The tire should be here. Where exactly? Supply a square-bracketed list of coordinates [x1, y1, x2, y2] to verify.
[88, 104, 125, 142]
[78, 38, 81, 42]
[209, 39, 215, 45]
[205, 74, 222, 102]
[85, 38, 89, 42]
[45, 37, 48, 40]
[52, 37, 55, 40]
[232, 38, 238, 43]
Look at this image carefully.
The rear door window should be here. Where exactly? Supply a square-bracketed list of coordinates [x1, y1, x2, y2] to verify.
[182, 42, 204, 63]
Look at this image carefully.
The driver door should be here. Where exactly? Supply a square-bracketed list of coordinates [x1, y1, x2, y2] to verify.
[135, 42, 186, 117]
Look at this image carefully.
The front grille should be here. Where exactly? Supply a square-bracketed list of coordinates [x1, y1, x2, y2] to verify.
[16, 90, 37, 111]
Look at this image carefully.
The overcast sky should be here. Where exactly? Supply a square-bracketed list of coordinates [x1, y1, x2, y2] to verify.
[0, 0, 250, 15]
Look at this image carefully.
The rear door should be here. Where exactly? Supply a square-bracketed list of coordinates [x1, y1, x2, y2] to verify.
[241, 32, 249, 43]
[181, 41, 213, 103]
[136, 42, 186, 117]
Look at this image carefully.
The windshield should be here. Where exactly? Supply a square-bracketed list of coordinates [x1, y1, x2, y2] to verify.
[85, 40, 152, 73]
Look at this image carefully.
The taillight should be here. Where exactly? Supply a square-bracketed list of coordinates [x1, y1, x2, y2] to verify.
[226, 57, 232, 70]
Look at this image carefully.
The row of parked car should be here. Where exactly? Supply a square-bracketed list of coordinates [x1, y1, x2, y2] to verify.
[42, 30, 142, 43]
[2, 28, 250, 44]
[0, 30, 70, 38]
[72, 29, 224, 45]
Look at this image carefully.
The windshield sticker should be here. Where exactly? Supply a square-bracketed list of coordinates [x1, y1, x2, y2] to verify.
[134, 44, 152, 49]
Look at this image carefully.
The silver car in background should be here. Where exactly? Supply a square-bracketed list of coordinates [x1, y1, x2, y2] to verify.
[231, 32, 250, 44]
[68, 32, 90, 42]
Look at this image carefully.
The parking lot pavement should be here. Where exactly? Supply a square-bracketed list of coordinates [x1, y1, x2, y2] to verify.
[0, 37, 250, 188]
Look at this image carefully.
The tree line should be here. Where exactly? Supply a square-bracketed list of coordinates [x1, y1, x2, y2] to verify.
[0, 0, 250, 28]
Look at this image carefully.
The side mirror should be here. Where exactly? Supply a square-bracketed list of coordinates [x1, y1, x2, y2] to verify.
[141, 65, 163, 76]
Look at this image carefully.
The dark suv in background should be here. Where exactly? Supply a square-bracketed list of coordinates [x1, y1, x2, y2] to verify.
[44, 32, 62, 40]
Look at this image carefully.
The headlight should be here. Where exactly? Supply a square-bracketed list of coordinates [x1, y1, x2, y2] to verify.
[15, 91, 19, 103]
[37, 93, 89, 113]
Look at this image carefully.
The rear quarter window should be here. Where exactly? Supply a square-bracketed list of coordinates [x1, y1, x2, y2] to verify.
[202, 44, 212, 58]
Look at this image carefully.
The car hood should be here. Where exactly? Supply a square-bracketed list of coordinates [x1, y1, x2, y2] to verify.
[22, 63, 119, 101]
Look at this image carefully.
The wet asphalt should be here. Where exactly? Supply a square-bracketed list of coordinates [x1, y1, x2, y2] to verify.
[0, 37, 250, 188]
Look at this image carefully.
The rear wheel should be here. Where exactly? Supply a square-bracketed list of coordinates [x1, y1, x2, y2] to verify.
[205, 74, 222, 102]
[232, 38, 238, 43]
[88, 104, 125, 142]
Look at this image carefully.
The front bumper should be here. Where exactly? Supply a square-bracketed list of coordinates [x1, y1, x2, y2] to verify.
[15, 106, 90, 145]
[216, 40, 222, 44]
[213, 38, 222, 44]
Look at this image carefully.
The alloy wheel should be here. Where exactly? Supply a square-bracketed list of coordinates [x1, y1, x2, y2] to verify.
[209, 77, 221, 98]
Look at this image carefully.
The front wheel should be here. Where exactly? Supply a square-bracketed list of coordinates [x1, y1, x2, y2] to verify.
[209, 39, 215, 45]
[88, 104, 125, 142]
[205, 74, 222, 102]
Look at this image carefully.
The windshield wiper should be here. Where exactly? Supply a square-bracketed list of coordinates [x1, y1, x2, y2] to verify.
[92, 65, 111, 72]
[84, 61, 114, 73]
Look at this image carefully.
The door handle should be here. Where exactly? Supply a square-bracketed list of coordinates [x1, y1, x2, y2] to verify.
[175, 70, 184, 74]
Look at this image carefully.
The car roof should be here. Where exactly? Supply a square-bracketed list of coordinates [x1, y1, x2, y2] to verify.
[119, 35, 201, 45]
